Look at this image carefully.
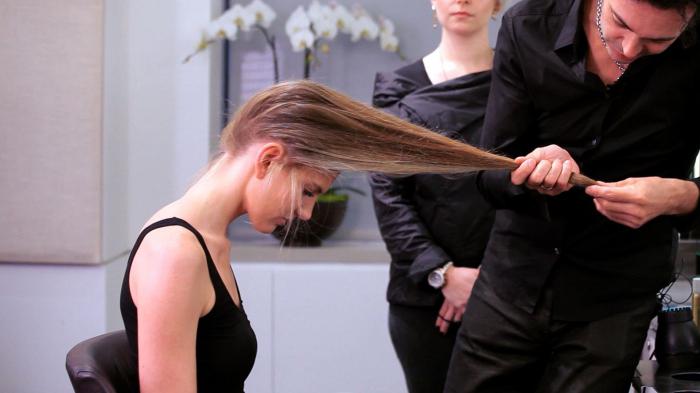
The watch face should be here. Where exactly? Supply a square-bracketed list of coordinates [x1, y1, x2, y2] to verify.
[428, 270, 444, 288]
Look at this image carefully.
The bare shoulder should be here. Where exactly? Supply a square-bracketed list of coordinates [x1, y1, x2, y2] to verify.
[130, 225, 210, 309]
[139, 225, 204, 263]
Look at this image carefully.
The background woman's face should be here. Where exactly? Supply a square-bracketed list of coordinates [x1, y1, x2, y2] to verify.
[247, 165, 334, 234]
[432, 0, 499, 36]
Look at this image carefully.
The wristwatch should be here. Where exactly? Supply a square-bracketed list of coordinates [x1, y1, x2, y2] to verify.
[428, 261, 453, 289]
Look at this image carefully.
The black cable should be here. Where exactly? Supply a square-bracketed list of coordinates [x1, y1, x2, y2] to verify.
[657, 257, 693, 307]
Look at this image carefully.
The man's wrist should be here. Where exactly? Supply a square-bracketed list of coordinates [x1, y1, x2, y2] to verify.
[673, 179, 700, 215]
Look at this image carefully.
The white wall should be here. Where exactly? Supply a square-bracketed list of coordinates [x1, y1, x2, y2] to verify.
[0, 1, 215, 392]
[124, 0, 214, 241]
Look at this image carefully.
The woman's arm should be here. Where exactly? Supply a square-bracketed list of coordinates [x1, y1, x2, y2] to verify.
[129, 227, 212, 393]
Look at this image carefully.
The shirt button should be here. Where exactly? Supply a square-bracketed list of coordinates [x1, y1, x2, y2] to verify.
[554, 247, 560, 255]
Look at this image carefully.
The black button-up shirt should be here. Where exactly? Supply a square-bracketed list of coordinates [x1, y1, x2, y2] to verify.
[477, 0, 700, 321]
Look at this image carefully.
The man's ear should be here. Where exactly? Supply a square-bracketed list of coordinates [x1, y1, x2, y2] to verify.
[254, 142, 286, 179]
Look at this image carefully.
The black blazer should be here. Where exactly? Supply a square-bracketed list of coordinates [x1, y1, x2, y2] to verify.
[369, 60, 495, 308]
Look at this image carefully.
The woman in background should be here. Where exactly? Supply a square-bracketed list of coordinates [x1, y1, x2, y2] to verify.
[370, 0, 503, 392]
[120, 80, 520, 393]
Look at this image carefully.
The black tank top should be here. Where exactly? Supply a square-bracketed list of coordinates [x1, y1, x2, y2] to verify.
[120, 217, 257, 393]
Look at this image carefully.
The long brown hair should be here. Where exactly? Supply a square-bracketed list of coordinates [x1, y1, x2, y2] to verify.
[219, 79, 592, 185]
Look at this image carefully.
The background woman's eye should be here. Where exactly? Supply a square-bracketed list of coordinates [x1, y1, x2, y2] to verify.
[303, 189, 314, 197]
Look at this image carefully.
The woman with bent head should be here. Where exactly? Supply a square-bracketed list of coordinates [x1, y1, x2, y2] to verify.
[119, 79, 589, 393]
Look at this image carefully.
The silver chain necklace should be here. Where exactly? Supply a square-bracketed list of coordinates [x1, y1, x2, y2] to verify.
[595, 0, 627, 81]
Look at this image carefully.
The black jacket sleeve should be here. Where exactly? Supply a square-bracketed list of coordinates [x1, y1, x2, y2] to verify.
[369, 171, 451, 285]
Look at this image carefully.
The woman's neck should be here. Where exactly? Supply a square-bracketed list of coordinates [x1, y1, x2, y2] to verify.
[176, 154, 251, 236]
[439, 29, 493, 70]
[425, 29, 493, 84]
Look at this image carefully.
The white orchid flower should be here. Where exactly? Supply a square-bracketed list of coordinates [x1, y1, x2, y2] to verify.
[314, 16, 338, 40]
[246, 0, 276, 29]
[221, 4, 255, 32]
[219, 23, 239, 40]
[286, 6, 312, 37]
[329, 3, 353, 34]
[307, 0, 325, 25]
[350, 14, 379, 42]
[289, 29, 315, 52]
[204, 20, 224, 41]
[378, 16, 395, 35]
[310, 3, 340, 38]
[379, 32, 399, 52]
[206, 17, 238, 40]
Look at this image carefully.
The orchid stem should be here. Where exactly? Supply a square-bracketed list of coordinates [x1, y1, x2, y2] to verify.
[254, 25, 280, 83]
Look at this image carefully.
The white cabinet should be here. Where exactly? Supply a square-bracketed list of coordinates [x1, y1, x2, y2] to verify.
[233, 242, 407, 393]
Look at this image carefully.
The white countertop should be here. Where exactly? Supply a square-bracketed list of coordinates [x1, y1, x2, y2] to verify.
[226, 238, 700, 266]
[230, 239, 391, 264]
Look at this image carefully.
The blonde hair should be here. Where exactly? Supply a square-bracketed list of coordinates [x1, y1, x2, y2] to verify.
[219, 79, 592, 185]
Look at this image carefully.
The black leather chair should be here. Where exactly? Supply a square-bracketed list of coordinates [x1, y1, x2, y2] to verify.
[65, 330, 139, 393]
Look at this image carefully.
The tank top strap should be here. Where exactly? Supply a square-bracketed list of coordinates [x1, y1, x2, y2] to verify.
[129, 217, 236, 307]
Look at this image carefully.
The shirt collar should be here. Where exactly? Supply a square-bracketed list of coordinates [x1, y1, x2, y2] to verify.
[554, 0, 586, 64]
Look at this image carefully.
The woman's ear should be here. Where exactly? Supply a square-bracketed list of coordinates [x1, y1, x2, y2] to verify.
[254, 142, 286, 179]
[493, 0, 503, 15]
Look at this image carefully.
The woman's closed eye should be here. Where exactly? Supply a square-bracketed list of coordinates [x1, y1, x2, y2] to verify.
[303, 183, 325, 198]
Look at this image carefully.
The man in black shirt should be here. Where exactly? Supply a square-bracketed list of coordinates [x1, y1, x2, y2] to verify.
[444, 0, 700, 392]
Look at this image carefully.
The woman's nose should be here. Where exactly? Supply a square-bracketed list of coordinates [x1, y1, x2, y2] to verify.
[297, 203, 314, 221]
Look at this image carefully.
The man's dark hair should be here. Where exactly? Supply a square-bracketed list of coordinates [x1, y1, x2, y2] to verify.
[645, 0, 699, 46]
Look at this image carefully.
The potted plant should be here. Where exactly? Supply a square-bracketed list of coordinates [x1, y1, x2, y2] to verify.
[272, 186, 365, 246]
